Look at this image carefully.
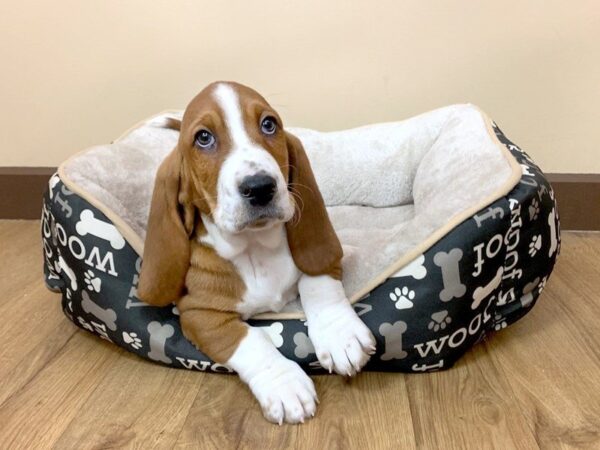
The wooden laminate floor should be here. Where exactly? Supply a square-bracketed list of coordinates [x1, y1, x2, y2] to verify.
[0, 221, 599, 449]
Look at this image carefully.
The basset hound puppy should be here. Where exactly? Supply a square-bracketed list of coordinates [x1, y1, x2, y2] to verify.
[138, 81, 376, 424]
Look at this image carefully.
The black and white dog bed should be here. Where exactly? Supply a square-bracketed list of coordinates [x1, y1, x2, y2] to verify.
[42, 104, 560, 373]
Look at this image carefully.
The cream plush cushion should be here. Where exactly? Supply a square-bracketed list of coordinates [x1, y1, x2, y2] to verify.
[61, 104, 519, 311]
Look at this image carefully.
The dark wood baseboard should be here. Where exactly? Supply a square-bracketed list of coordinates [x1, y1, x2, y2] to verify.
[0, 167, 56, 219]
[547, 174, 600, 231]
[0, 168, 598, 230]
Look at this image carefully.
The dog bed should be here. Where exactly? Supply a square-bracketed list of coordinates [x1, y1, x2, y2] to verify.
[42, 104, 560, 373]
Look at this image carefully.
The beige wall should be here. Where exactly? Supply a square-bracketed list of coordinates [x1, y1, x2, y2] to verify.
[1, 0, 598, 172]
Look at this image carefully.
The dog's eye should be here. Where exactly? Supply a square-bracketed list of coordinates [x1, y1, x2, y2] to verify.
[194, 130, 215, 149]
[261, 116, 277, 135]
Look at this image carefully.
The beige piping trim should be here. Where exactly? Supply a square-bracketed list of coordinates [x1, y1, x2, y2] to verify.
[58, 107, 522, 321]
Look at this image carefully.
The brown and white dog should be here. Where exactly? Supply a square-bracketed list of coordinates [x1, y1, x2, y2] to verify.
[138, 81, 375, 424]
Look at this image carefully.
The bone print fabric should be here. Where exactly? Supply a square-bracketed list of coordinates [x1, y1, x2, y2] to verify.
[41, 124, 560, 373]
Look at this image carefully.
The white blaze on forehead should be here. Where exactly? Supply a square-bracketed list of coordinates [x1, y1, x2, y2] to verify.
[212, 83, 253, 148]
[210, 83, 294, 233]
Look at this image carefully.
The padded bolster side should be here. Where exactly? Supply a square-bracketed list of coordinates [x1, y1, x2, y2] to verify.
[412, 105, 513, 218]
[289, 105, 455, 208]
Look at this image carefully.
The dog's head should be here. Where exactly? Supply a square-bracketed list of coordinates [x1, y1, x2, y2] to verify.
[138, 82, 342, 305]
[180, 82, 295, 233]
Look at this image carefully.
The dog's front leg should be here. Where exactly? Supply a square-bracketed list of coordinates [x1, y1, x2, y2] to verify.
[179, 307, 317, 424]
[299, 275, 376, 376]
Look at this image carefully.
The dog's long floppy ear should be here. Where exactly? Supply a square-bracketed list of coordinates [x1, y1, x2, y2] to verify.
[137, 149, 195, 306]
[285, 132, 343, 280]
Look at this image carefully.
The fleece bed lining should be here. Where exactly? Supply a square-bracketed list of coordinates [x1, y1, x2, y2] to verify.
[59, 104, 521, 320]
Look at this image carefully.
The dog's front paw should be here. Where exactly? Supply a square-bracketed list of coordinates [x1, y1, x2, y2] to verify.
[308, 303, 376, 376]
[248, 359, 317, 424]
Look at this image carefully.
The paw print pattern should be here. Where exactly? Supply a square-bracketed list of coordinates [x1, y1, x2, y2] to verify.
[529, 198, 540, 221]
[389, 287, 415, 310]
[84, 270, 102, 292]
[529, 234, 542, 257]
[428, 310, 452, 332]
[494, 314, 507, 331]
[122, 331, 142, 349]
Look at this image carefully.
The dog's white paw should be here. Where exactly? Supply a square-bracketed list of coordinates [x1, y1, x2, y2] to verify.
[308, 303, 375, 376]
[248, 359, 317, 424]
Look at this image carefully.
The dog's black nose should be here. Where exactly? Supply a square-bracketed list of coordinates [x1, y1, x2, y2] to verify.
[238, 174, 277, 206]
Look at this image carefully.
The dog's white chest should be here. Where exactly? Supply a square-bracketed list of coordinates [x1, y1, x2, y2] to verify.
[199, 216, 301, 318]
[233, 236, 300, 318]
